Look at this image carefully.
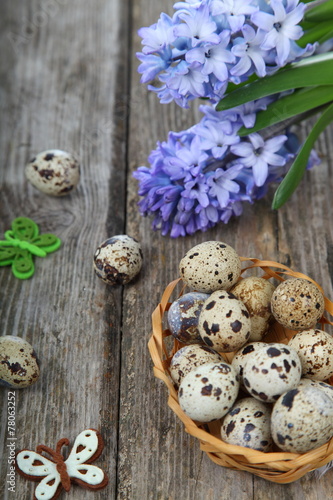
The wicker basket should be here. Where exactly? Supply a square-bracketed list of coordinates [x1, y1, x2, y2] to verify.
[148, 258, 333, 483]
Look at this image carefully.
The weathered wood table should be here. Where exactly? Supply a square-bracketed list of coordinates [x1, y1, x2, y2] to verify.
[1, 1, 332, 499]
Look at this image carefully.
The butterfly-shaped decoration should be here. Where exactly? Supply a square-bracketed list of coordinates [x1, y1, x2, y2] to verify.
[0, 217, 61, 279]
[15, 429, 108, 500]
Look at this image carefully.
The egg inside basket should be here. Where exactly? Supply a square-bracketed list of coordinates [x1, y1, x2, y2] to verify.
[148, 258, 333, 484]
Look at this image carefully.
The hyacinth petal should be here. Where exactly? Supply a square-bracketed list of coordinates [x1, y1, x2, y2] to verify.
[261, 29, 278, 50]
[271, 0, 286, 23]
[265, 135, 288, 152]
[284, 3, 306, 27]
[262, 151, 286, 166]
[222, 178, 240, 193]
[252, 157, 268, 187]
[250, 51, 266, 77]
[251, 11, 274, 31]
[206, 60, 229, 82]
[249, 133, 264, 150]
[283, 24, 303, 41]
[186, 47, 206, 64]
[230, 56, 252, 76]
[276, 35, 291, 66]
[228, 14, 245, 33]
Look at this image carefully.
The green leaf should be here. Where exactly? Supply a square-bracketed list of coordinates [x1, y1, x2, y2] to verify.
[272, 102, 333, 209]
[238, 86, 333, 136]
[216, 53, 333, 111]
[304, 0, 333, 22]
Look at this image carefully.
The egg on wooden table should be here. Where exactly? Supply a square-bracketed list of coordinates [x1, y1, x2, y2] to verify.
[0, 336, 40, 388]
[25, 149, 80, 196]
[93, 235, 143, 286]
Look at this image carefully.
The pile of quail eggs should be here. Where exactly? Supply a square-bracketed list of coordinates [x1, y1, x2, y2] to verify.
[167, 241, 333, 454]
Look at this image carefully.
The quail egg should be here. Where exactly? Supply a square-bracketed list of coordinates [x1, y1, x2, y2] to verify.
[288, 329, 333, 381]
[221, 397, 273, 452]
[93, 235, 143, 285]
[242, 343, 302, 402]
[169, 344, 223, 387]
[25, 149, 80, 196]
[271, 385, 333, 453]
[0, 336, 40, 388]
[271, 278, 325, 331]
[231, 342, 269, 391]
[231, 277, 275, 341]
[178, 361, 239, 422]
[179, 241, 241, 293]
[297, 378, 333, 401]
[167, 292, 209, 344]
[198, 290, 251, 352]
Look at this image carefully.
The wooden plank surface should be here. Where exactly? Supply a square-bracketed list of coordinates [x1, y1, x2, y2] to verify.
[1, 1, 333, 499]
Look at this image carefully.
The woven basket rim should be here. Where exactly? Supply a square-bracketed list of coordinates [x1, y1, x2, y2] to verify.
[148, 257, 333, 484]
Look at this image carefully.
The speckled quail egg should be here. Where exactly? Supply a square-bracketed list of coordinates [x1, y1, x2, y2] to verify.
[231, 342, 269, 391]
[288, 329, 333, 381]
[298, 378, 333, 401]
[221, 397, 273, 452]
[198, 290, 251, 352]
[179, 241, 241, 293]
[178, 361, 239, 422]
[170, 344, 224, 387]
[167, 292, 210, 344]
[271, 385, 333, 453]
[230, 277, 275, 341]
[25, 149, 80, 196]
[242, 343, 302, 402]
[271, 278, 325, 331]
[93, 235, 143, 285]
[0, 336, 40, 388]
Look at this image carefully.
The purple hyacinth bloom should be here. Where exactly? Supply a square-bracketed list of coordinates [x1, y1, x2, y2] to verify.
[231, 24, 268, 77]
[211, 0, 258, 32]
[137, 51, 171, 83]
[195, 120, 240, 158]
[182, 172, 210, 207]
[231, 132, 288, 186]
[186, 30, 235, 83]
[163, 135, 208, 180]
[174, 3, 220, 47]
[207, 164, 243, 207]
[160, 60, 209, 99]
[251, 0, 305, 66]
[138, 13, 175, 54]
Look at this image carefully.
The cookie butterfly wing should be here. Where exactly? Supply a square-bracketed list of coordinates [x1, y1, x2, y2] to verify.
[16, 450, 61, 500]
[65, 429, 108, 490]
[11, 217, 39, 242]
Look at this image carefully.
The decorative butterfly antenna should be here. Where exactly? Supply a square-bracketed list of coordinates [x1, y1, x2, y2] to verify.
[36, 439, 71, 492]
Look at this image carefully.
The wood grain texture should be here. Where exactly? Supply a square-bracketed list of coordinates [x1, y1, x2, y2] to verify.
[0, 0, 333, 499]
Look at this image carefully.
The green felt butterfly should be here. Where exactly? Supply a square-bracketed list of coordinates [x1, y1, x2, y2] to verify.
[0, 217, 61, 279]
